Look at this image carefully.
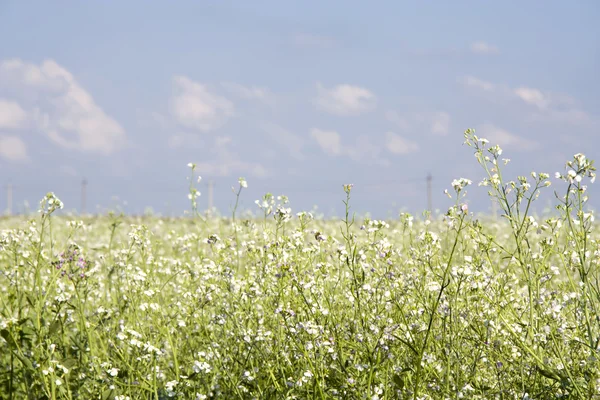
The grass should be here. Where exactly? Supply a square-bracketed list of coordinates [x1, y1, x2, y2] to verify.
[1, 130, 599, 399]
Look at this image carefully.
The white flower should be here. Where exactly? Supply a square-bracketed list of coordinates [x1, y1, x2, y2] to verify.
[426, 281, 442, 292]
[238, 177, 248, 188]
[107, 368, 119, 377]
[451, 178, 472, 192]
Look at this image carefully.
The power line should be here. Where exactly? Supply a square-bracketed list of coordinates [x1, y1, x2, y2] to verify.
[2, 172, 472, 216]
[247, 177, 428, 194]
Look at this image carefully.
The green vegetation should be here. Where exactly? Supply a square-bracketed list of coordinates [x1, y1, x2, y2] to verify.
[1, 130, 599, 399]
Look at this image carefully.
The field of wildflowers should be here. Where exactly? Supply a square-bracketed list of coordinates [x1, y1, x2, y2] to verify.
[1, 130, 600, 399]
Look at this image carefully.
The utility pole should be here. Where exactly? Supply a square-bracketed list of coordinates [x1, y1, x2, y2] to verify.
[426, 172, 432, 218]
[5, 182, 13, 216]
[81, 178, 87, 215]
[207, 179, 214, 216]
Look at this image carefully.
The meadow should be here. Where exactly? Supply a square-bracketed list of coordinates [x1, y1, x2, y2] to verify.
[1, 130, 599, 399]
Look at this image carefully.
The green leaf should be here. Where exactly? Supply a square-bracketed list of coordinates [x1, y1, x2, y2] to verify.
[12, 351, 34, 370]
[49, 320, 61, 335]
[20, 325, 36, 344]
[101, 388, 115, 400]
[25, 293, 36, 307]
[0, 329, 16, 348]
[61, 358, 78, 370]
[392, 374, 404, 390]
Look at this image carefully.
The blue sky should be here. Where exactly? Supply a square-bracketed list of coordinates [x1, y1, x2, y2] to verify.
[0, 1, 598, 218]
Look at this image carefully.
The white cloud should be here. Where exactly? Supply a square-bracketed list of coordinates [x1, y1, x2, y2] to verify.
[0, 59, 125, 154]
[385, 132, 419, 155]
[170, 75, 234, 132]
[314, 83, 376, 116]
[221, 82, 275, 106]
[514, 87, 549, 110]
[311, 128, 342, 155]
[0, 99, 27, 129]
[470, 41, 500, 55]
[262, 123, 304, 160]
[460, 76, 496, 92]
[477, 123, 537, 150]
[0, 135, 28, 162]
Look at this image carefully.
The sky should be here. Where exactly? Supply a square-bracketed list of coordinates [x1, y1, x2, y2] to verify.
[0, 1, 599, 219]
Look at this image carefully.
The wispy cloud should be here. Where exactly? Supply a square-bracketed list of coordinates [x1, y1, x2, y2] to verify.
[459, 76, 497, 92]
[345, 135, 388, 165]
[0, 99, 27, 129]
[477, 123, 537, 150]
[221, 82, 275, 106]
[386, 110, 451, 136]
[311, 128, 342, 155]
[430, 112, 451, 136]
[514, 87, 550, 110]
[195, 159, 268, 178]
[460, 75, 596, 130]
[262, 122, 304, 160]
[192, 136, 268, 178]
[170, 75, 235, 132]
[460, 75, 577, 110]
[399, 41, 499, 59]
[0, 135, 28, 162]
[310, 128, 389, 165]
[384, 132, 419, 155]
[470, 41, 500, 55]
[314, 83, 376, 116]
[0, 58, 125, 154]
